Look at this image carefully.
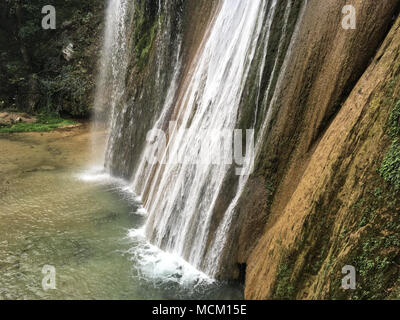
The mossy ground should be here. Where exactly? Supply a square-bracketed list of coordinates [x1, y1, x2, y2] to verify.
[379, 99, 400, 190]
[273, 262, 296, 300]
[0, 114, 76, 133]
[270, 72, 400, 301]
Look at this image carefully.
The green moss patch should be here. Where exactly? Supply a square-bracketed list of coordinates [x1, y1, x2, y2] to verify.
[0, 114, 76, 133]
[379, 99, 400, 189]
[273, 262, 296, 300]
[133, 1, 159, 72]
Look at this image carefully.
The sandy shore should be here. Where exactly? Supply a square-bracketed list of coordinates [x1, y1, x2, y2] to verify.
[0, 123, 99, 198]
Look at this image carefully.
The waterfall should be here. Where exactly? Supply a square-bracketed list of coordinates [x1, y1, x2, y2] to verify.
[92, 0, 134, 164]
[99, 0, 306, 278]
[130, 0, 266, 275]
[204, 0, 309, 276]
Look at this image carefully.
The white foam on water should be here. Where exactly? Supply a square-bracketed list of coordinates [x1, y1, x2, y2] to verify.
[135, 208, 147, 216]
[76, 166, 209, 287]
[128, 228, 214, 287]
[75, 166, 147, 216]
[76, 166, 124, 184]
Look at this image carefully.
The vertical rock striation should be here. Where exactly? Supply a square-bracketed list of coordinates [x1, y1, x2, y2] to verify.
[99, 0, 400, 299]
[246, 2, 400, 299]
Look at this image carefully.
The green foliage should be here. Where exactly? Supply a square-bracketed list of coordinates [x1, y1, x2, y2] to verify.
[345, 182, 400, 300]
[273, 263, 296, 300]
[357, 204, 376, 228]
[0, 0, 103, 116]
[138, 22, 157, 69]
[0, 114, 75, 133]
[379, 100, 400, 189]
[351, 235, 399, 300]
[40, 63, 93, 116]
[388, 99, 400, 138]
[379, 139, 400, 189]
[18, 20, 40, 40]
[264, 180, 275, 193]
[133, 1, 159, 72]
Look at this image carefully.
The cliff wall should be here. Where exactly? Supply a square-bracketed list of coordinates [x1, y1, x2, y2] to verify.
[246, 2, 400, 299]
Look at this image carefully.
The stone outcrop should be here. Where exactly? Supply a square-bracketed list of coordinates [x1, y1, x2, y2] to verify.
[245, 2, 400, 299]
[101, 0, 400, 299]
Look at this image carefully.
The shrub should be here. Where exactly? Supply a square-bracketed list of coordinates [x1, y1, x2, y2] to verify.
[379, 100, 400, 189]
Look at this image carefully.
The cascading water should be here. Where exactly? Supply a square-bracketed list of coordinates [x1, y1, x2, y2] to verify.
[98, 0, 307, 279]
[204, 0, 309, 276]
[92, 0, 134, 164]
[134, 0, 271, 275]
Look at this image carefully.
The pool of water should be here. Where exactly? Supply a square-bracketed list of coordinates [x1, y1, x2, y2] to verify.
[0, 164, 243, 300]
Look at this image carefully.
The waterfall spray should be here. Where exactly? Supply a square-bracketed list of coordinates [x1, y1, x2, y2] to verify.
[92, 0, 134, 167]
[131, 0, 274, 275]
[99, 0, 307, 278]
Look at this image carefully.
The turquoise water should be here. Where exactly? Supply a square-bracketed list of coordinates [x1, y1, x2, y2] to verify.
[0, 166, 243, 300]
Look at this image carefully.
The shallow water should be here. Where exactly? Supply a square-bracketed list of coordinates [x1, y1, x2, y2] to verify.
[0, 133, 242, 300]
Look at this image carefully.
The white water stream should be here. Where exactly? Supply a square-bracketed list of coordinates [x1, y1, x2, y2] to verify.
[96, 0, 307, 278]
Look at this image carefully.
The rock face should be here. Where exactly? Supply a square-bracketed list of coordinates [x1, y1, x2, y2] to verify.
[0, 112, 36, 126]
[245, 2, 400, 300]
[102, 0, 400, 299]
